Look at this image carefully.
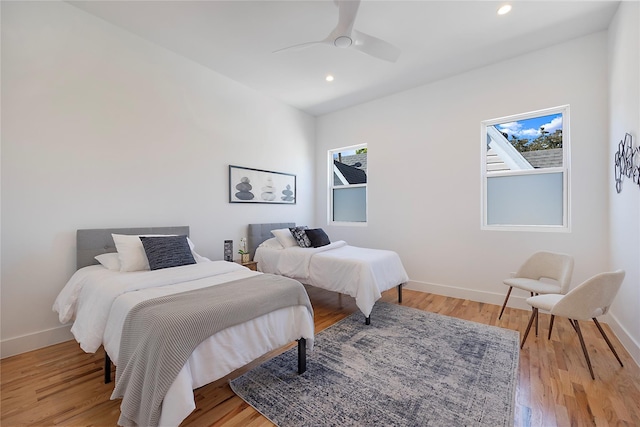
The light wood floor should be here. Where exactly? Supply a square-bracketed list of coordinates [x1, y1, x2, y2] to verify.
[2, 287, 640, 426]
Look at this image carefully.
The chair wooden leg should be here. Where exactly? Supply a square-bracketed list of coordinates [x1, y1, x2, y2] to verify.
[593, 318, 624, 367]
[499, 287, 513, 319]
[572, 319, 595, 380]
[520, 308, 537, 349]
[548, 315, 555, 340]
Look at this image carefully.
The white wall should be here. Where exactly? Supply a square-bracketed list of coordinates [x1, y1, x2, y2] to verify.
[316, 32, 632, 341]
[607, 1, 640, 365]
[0, 1, 315, 358]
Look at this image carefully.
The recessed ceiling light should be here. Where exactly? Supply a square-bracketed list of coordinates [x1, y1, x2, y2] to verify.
[497, 4, 512, 15]
[325, 75, 334, 82]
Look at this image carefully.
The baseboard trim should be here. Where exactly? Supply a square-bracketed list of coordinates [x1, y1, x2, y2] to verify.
[404, 280, 532, 311]
[606, 312, 640, 367]
[404, 280, 640, 368]
[1, 324, 73, 359]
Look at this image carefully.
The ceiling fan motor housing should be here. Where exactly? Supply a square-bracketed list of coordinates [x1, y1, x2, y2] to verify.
[334, 35, 353, 48]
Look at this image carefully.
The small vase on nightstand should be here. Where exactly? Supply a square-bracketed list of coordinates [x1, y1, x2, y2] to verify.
[241, 253, 250, 263]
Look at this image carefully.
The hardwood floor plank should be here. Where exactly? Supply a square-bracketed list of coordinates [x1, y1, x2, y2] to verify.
[554, 402, 571, 427]
[2, 288, 639, 426]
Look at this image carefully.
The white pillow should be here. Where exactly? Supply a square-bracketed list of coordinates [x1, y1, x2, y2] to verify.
[259, 237, 284, 250]
[271, 228, 298, 248]
[94, 253, 120, 271]
[112, 234, 199, 272]
[193, 251, 210, 263]
[112, 234, 151, 272]
[184, 237, 209, 263]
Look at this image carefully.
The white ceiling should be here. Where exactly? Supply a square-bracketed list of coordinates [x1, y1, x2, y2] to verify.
[68, 1, 619, 116]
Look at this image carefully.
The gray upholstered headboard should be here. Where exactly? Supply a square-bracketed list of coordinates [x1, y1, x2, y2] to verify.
[76, 226, 190, 270]
[247, 222, 295, 260]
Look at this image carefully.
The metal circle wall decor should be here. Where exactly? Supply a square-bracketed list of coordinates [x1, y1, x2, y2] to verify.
[614, 133, 639, 193]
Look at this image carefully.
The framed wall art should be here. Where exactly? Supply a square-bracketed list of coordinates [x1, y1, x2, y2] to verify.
[229, 165, 296, 204]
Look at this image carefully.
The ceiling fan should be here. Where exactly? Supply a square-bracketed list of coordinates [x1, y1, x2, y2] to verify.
[274, 0, 401, 63]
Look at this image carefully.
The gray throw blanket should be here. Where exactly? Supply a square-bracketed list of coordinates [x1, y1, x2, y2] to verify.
[110, 273, 313, 427]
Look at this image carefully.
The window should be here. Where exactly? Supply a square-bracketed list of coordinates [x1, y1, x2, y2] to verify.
[481, 105, 570, 231]
[329, 144, 367, 224]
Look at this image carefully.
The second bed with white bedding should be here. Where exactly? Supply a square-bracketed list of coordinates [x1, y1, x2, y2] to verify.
[255, 237, 409, 320]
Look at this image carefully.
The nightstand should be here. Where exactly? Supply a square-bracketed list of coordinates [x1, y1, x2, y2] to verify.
[237, 260, 258, 271]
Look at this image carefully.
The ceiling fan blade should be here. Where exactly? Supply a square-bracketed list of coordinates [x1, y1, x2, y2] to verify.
[352, 29, 401, 62]
[273, 40, 326, 54]
[332, 0, 360, 37]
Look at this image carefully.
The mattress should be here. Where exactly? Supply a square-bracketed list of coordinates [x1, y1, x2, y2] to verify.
[255, 241, 409, 317]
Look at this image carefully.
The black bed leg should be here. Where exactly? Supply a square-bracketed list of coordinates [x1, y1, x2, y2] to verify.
[365, 316, 371, 325]
[297, 338, 307, 374]
[104, 351, 112, 384]
[398, 284, 403, 304]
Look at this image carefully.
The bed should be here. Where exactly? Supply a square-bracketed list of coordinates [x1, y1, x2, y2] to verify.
[53, 226, 314, 427]
[249, 223, 409, 324]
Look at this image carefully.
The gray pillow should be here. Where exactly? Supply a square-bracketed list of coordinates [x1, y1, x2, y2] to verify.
[289, 226, 311, 248]
[305, 228, 330, 248]
[140, 235, 196, 270]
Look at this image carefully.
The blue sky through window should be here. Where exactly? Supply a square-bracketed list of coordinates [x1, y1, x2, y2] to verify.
[497, 113, 562, 141]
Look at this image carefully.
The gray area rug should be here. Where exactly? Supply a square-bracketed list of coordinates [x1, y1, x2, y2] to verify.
[230, 302, 519, 426]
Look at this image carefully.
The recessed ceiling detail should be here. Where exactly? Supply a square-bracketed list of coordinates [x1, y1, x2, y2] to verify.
[498, 4, 512, 15]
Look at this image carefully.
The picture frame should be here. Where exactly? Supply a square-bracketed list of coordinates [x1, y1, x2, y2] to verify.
[229, 165, 296, 204]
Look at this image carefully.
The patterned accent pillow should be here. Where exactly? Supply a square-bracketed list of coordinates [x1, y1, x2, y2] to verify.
[305, 228, 331, 248]
[139, 235, 196, 271]
[289, 226, 311, 248]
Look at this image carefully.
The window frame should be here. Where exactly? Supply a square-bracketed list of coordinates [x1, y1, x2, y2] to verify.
[328, 143, 368, 226]
[480, 105, 571, 232]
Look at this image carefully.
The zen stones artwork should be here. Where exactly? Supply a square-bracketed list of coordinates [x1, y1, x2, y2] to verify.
[281, 184, 294, 202]
[229, 166, 295, 204]
[235, 176, 254, 200]
[261, 176, 276, 201]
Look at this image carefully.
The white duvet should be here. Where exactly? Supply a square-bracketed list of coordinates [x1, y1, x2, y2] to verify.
[53, 260, 314, 427]
[255, 241, 409, 318]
